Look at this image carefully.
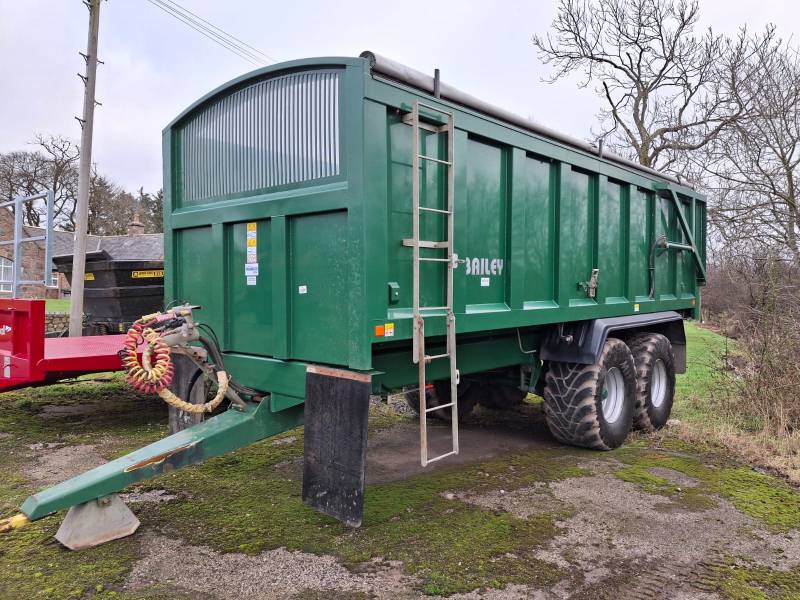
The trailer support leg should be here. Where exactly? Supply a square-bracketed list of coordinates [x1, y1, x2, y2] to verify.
[20, 400, 304, 526]
[302, 365, 371, 527]
[55, 494, 139, 550]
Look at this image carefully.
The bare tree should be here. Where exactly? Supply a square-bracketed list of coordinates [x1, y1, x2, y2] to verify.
[533, 0, 744, 172]
[34, 134, 80, 229]
[0, 135, 162, 235]
[0, 134, 79, 228]
[701, 28, 800, 263]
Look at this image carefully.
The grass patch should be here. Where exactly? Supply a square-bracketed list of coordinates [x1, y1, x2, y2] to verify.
[0, 378, 173, 599]
[672, 321, 731, 423]
[44, 299, 70, 313]
[666, 321, 800, 484]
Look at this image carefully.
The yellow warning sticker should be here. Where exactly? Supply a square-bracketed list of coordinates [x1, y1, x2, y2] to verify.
[246, 238, 257, 248]
[84, 273, 95, 281]
[131, 269, 164, 279]
[246, 222, 257, 232]
[384, 322, 395, 337]
[633, 303, 640, 312]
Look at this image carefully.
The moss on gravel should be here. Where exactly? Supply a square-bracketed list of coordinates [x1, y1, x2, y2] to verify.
[137, 437, 582, 595]
[613, 458, 718, 511]
[4, 348, 800, 598]
[0, 374, 167, 471]
[0, 375, 581, 597]
[611, 447, 800, 531]
[0, 469, 29, 518]
[706, 557, 800, 600]
[0, 377, 175, 600]
[0, 517, 139, 600]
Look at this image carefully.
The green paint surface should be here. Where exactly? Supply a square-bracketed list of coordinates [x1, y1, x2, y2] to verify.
[162, 55, 706, 396]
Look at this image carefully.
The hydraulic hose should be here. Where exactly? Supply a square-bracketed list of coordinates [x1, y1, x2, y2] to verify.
[198, 335, 262, 398]
[158, 371, 229, 414]
[122, 325, 229, 414]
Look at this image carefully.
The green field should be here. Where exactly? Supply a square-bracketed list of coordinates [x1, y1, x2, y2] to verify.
[44, 298, 70, 313]
[673, 321, 730, 422]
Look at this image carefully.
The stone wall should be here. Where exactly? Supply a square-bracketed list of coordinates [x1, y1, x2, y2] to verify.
[45, 313, 69, 334]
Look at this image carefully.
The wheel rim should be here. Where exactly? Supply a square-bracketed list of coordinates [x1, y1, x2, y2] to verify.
[601, 367, 625, 424]
[651, 359, 667, 408]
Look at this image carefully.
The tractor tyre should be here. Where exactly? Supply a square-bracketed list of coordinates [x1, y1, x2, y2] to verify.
[405, 381, 478, 422]
[628, 333, 676, 432]
[479, 385, 528, 410]
[543, 337, 636, 450]
[168, 355, 212, 434]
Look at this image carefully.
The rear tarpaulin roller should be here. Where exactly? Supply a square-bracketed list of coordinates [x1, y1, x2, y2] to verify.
[302, 365, 371, 527]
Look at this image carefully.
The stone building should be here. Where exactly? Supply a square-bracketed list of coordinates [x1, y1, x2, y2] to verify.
[0, 209, 162, 299]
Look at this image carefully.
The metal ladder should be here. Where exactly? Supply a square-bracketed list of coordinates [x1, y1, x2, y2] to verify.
[402, 100, 459, 467]
[0, 191, 55, 297]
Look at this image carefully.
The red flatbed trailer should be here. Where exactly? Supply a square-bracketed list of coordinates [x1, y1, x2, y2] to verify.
[0, 299, 127, 392]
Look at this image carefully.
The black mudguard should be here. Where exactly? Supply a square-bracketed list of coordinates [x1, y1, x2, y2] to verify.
[302, 365, 371, 527]
[539, 311, 687, 373]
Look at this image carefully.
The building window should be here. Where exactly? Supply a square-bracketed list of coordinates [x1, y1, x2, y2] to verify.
[49, 270, 58, 288]
[0, 258, 12, 293]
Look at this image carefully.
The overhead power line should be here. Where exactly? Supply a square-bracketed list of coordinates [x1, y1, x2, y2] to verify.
[159, 0, 278, 64]
[144, 0, 276, 67]
[145, 0, 266, 66]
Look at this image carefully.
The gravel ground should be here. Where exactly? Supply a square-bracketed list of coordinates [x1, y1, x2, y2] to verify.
[127, 534, 420, 599]
[121, 446, 800, 599]
[7, 391, 800, 599]
[23, 442, 107, 487]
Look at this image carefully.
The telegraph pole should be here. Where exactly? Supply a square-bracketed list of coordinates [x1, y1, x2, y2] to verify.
[69, 0, 101, 337]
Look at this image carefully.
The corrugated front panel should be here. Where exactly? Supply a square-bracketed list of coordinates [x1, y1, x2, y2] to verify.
[179, 69, 341, 206]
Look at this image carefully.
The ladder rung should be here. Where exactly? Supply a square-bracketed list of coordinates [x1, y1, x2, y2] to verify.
[418, 154, 452, 166]
[415, 101, 454, 117]
[426, 450, 458, 464]
[419, 306, 450, 311]
[425, 352, 450, 361]
[403, 239, 450, 249]
[419, 206, 451, 215]
[401, 113, 441, 132]
[419, 257, 449, 263]
[425, 402, 454, 413]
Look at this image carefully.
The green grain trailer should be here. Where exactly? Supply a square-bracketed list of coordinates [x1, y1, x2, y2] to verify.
[7, 51, 706, 548]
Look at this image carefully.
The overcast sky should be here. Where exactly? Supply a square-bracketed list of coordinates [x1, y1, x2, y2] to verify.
[1, 0, 795, 193]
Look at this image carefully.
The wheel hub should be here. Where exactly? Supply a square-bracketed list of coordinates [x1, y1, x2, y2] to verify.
[651, 359, 667, 408]
[601, 367, 625, 424]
